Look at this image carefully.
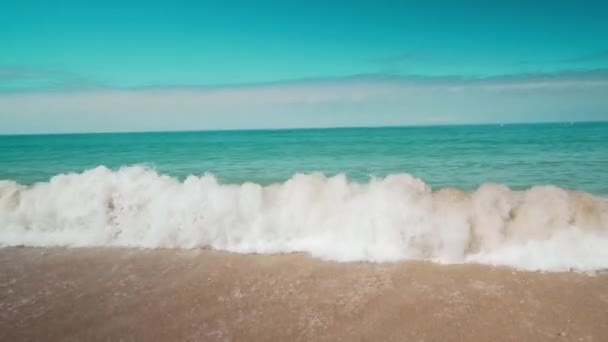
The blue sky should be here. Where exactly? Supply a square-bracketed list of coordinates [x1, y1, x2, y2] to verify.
[1, 0, 608, 133]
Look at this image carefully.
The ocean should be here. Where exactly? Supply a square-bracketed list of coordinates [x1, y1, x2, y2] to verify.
[2, 122, 608, 192]
[1, 122, 607, 271]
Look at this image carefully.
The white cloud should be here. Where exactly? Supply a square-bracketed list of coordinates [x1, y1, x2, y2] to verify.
[1, 72, 607, 134]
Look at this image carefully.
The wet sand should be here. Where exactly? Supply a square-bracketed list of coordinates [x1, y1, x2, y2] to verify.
[1, 247, 607, 341]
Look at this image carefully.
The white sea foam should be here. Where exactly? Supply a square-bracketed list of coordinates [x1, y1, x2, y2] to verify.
[1, 166, 607, 271]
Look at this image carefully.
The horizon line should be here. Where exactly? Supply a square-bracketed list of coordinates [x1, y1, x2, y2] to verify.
[2, 119, 605, 137]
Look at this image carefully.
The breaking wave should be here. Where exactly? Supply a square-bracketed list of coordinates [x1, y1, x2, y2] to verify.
[1, 166, 607, 271]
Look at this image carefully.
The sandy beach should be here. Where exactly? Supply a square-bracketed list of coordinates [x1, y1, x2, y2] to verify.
[0, 247, 606, 341]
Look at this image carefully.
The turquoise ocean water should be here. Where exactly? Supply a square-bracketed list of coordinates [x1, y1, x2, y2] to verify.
[1, 122, 607, 194]
[2, 122, 608, 271]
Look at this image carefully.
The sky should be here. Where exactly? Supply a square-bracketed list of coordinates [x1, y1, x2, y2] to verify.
[1, 0, 608, 133]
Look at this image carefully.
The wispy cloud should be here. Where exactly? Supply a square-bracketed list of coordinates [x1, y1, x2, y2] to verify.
[0, 66, 104, 93]
[560, 49, 608, 64]
[8, 67, 604, 93]
[367, 51, 421, 74]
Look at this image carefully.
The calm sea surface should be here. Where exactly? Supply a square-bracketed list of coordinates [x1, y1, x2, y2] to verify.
[1, 122, 607, 194]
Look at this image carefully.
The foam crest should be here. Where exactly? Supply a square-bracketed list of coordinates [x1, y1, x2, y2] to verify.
[1, 166, 607, 271]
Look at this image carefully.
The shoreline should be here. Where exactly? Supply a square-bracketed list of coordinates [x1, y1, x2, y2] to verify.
[1, 247, 607, 341]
